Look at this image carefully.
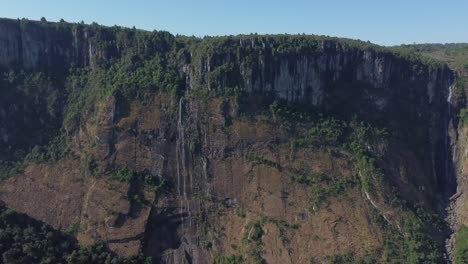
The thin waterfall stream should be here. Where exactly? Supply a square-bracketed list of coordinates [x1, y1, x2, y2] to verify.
[444, 81, 458, 263]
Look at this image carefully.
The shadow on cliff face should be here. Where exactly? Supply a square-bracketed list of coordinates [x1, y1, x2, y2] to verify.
[143, 206, 186, 260]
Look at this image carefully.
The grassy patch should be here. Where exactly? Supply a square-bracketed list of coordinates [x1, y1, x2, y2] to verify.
[459, 108, 468, 127]
[454, 225, 468, 264]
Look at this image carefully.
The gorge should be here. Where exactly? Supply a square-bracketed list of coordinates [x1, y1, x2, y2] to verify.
[0, 18, 467, 263]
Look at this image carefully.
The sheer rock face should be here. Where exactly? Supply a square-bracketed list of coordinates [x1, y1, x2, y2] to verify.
[0, 20, 72, 69]
[0, 19, 112, 70]
[182, 39, 454, 201]
[183, 38, 454, 183]
[0, 18, 458, 263]
[186, 39, 449, 106]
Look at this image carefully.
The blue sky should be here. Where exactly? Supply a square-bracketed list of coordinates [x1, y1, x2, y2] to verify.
[0, 0, 467, 46]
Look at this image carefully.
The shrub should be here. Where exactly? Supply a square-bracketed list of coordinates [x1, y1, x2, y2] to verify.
[250, 223, 264, 242]
[242, 221, 265, 264]
[25, 135, 70, 164]
[213, 255, 243, 264]
[460, 108, 468, 127]
[0, 161, 23, 180]
[311, 178, 356, 210]
[108, 167, 134, 182]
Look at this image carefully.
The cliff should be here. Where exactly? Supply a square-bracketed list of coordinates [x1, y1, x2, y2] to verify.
[0, 18, 460, 263]
[0, 18, 121, 70]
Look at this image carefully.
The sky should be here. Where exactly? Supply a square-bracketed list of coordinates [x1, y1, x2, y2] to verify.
[0, 0, 467, 46]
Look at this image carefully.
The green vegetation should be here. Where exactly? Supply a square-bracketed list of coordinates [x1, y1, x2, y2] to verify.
[268, 100, 314, 123]
[291, 116, 386, 194]
[0, 161, 24, 181]
[395, 43, 468, 72]
[205, 63, 241, 89]
[311, 178, 356, 210]
[0, 207, 69, 263]
[188, 33, 443, 72]
[253, 100, 445, 262]
[0, 70, 67, 174]
[291, 117, 345, 148]
[347, 119, 387, 193]
[454, 225, 468, 264]
[63, 39, 183, 131]
[0, 19, 443, 179]
[107, 167, 170, 207]
[454, 76, 468, 99]
[107, 167, 168, 193]
[0, 206, 151, 264]
[249, 222, 264, 242]
[0, 18, 457, 263]
[0, 134, 70, 181]
[259, 217, 300, 246]
[186, 86, 242, 103]
[459, 108, 468, 127]
[402, 216, 441, 263]
[322, 251, 378, 264]
[395, 44, 468, 102]
[108, 167, 135, 182]
[25, 135, 70, 164]
[65, 223, 81, 236]
[246, 154, 281, 170]
[250, 102, 388, 209]
[269, 101, 387, 192]
[213, 255, 243, 264]
[290, 171, 328, 185]
[389, 46, 444, 70]
[247, 153, 330, 186]
[186, 87, 217, 101]
[369, 205, 444, 263]
[242, 221, 266, 264]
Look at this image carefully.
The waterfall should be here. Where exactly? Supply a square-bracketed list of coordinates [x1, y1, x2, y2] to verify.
[176, 98, 183, 196]
[365, 191, 394, 228]
[180, 98, 185, 194]
[176, 97, 192, 227]
[445, 83, 455, 194]
[444, 79, 458, 263]
[360, 170, 402, 231]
